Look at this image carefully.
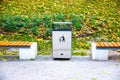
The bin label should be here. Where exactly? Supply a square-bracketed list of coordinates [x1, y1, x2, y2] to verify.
[59, 35, 65, 42]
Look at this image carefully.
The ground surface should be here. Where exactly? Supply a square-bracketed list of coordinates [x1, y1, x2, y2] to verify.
[0, 56, 120, 80]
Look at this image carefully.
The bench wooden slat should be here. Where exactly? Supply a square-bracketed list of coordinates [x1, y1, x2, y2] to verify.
[111, 42, 115, 47]
[1, 42, 5, 46]
[100, 42, 105, 47]
[113, 42, 118, 47]
[22, 42, 29, 46]
[95, 42, 120, 48]
[96, 42, 100, 47]
[6, 42, 12, 46]
[2, 42, 9, 46]
[18, 42, 32, 46]
[117, 42, 120, 47]
[107, 42, 112, 47]
[18, 42, 26, 46]
[0, 41, 33, 47]
[26, 42, 33, 46]
[10, 42, 16, 46]
[115, 42, 120, 47]
[23, 42, 29, 46]
[103, 42, 109, 47]
[97, 42, 104, 47]
[108, 42, 114, 48]
[0, 42, 4, 46]
[15, 42, 22, 46]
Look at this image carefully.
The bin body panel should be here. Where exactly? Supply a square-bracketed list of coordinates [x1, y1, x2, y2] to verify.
[53, 50, 71, 58]
[52, 31, 71, 49]
[52, 30, 72, 59]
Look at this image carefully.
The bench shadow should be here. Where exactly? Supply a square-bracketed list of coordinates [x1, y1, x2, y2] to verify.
[0, 55, 119, 62]
[0, 55, 92, 62]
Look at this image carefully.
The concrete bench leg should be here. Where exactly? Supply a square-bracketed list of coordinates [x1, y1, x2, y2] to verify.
[91, 43, 109, 60]
[19, 42, 37, 59]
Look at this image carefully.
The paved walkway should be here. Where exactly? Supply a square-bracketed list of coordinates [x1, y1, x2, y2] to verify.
[0, 56, 120, 80]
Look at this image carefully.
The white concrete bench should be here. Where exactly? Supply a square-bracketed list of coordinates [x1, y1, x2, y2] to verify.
[91, 42, 120, 60]
[0, 41, 37, 59]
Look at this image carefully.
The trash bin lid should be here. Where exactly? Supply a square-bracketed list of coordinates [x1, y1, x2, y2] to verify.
[53, 22, 72, 25]
[52, 22, 72, 30]
[52, 29, 72, 31]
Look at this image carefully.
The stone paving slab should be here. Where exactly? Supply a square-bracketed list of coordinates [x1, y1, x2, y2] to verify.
[0, 56, 120, 80]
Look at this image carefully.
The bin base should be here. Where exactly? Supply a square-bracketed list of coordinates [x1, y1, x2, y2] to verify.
[53, 58, 71, 60]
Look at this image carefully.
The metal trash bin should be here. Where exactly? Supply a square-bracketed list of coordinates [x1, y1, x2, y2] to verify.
[52, 22, 72, 59]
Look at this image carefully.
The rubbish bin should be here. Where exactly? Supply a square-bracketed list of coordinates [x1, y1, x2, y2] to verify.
[52, 22, 72, 59]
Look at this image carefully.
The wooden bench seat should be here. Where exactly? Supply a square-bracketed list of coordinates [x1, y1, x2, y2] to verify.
[96, 42, 120, 48]
[0, 41, 33, 47]
[0, 41, 37, 59]
[91, 42, 120, 60]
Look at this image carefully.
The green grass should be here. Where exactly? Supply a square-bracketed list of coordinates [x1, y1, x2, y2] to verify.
[0, 0, 120, 42]
[72, 51, 89, 56]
